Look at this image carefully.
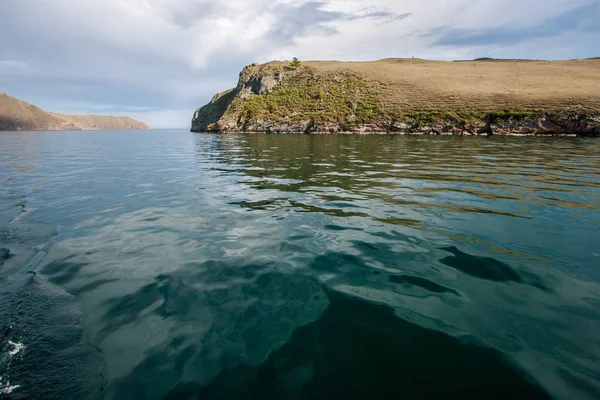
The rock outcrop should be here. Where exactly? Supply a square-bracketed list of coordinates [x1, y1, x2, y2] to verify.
[0, 94, 149, 131]
[191, 58, 600, 136]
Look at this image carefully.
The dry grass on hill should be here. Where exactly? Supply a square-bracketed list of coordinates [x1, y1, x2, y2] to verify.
[54, 114, 149, 130]
[281, 58, 600, 114]
[0, 93, 78, 131]
[0, 93, 149, 131]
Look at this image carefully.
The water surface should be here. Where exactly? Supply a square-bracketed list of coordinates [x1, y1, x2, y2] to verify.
[1, 131, 599, 399]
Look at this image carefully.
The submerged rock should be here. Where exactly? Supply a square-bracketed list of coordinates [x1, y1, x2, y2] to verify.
[0, 248, 12, 266]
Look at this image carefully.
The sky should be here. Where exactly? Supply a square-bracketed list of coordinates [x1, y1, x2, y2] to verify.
[1, 0, 599, 129]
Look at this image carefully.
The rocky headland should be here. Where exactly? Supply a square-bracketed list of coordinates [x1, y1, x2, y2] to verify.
[191, 58, 600, 136]
[0, 94, 149, 131]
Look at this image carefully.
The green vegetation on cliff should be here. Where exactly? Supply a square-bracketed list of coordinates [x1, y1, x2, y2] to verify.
[191, 58, 600, 135]
[224, 66, 381, 126]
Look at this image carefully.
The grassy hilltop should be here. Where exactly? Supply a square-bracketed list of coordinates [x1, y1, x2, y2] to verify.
[191, 58, 600, 135]
[0, 93, 149, 131]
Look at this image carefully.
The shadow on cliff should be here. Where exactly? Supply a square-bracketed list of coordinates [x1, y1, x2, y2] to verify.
[190, 89, 237, 131]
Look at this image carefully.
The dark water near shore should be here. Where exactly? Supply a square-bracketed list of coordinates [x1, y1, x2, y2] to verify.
[1, 130, 599, 399]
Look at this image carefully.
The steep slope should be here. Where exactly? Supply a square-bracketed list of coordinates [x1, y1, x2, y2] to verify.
[191, 58, 600, 136]
[0, 94, 80, 131]
[0, 94, 149, 131]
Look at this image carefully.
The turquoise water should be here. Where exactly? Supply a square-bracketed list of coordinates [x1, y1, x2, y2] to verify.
[1, 130, 599, 399]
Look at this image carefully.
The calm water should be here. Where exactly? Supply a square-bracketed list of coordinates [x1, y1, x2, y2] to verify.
[1, 130, 599, 399]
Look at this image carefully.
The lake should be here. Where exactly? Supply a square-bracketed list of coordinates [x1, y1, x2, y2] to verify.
[1, 130, 599, 399]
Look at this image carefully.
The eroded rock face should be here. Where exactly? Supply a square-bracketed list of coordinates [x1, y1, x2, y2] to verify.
[194, 110, 600, 136]
[366, 112, 600, 136]
[241, 72, 279, 96]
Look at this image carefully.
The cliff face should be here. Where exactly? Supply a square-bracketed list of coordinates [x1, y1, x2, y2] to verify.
[191, 59, 600, 136]
[0, 94, 149, 131]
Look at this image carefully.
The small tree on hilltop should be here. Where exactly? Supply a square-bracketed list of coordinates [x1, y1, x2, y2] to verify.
[290, 57, 301, 68]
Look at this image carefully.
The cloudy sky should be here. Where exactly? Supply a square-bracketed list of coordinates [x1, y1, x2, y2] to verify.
[1, 0, 599, 128]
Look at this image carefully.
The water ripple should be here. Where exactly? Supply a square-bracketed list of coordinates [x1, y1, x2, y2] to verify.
[0, 131, 599, 399]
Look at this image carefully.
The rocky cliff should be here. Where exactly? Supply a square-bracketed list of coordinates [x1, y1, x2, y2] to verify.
[191, 59, 600, 136]
[0, 94, 149, 131]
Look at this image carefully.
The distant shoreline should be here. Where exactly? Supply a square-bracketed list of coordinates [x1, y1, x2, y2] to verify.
[0, 93, 149, 131]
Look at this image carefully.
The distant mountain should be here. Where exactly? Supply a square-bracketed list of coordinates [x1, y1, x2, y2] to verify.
[0, 94, 149, 131]
[54, 113, 149, 131]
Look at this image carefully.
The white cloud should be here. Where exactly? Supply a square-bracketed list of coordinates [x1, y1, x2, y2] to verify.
[1, 0, 598, 128]
[123, 109, 196, 129]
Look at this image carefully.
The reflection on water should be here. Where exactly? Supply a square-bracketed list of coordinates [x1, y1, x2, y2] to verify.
[200, 289, 550, 400]
[0, 131, 599, 399]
